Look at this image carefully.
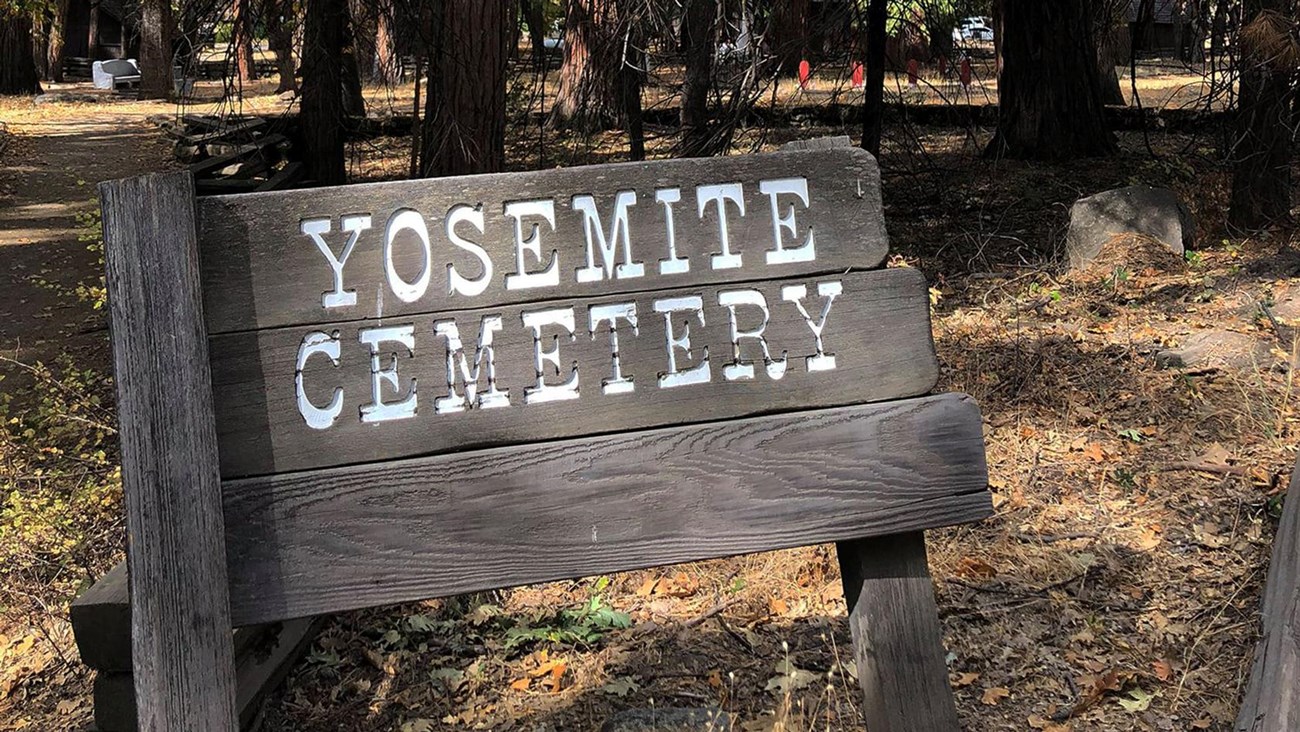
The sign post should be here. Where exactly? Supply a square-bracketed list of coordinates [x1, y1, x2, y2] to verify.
[101, 142, 989, 730]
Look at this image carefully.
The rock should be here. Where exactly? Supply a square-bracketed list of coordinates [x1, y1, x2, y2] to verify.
[1156, 330, 1275, 371]
[1067, 185, 1194, 271]
[601, 707, 732, 732]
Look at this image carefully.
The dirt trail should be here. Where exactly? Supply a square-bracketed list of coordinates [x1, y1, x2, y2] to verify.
[0, 109, 172, 373]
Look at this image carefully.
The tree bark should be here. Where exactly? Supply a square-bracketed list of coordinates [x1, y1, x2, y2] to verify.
[300, 0, 347, 184]
[521, 0, 547, 69]
[233, 0, 257, 82]
[138, 0, 175, 99]
[1095, 1, 1126, 106]
[680, 0, 716, 157]
[986, 0, 1116, 160]
[341, 13, 367, 119]
[46, 0, 71, 82]
[373, 0, 399, 84]
[1228, 1, 1294, 231]
[551, 0, 621, 130]
[1, 12, 42, 95]
[860, 0, 887, 156]
[264, 0, 297, 93]
[619, 21, 645, 160]
[87, 1, 100, 60]
[420, 0, 509, 177]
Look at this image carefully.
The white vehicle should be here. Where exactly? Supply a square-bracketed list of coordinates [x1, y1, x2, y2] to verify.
[953, 16, 994, 43]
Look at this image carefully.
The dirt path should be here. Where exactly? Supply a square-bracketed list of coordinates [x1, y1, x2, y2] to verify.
[0, 108, 172, 374]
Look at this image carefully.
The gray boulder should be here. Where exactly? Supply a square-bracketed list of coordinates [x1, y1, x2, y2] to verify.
[1067, 185, 1195, 270]
[601, 707, 732, 732]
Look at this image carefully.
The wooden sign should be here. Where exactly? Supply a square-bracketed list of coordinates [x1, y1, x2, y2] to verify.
[100, 142, 990, 731]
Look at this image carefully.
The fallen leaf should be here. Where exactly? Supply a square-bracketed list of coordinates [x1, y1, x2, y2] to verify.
[1150, 659, 1172, 682]
[1083, 443, 1107, 462]
[766, 659, 819, 694]
[768, 598, 790, 616]
[635, 577, 660, 596]
[1118, 687, 1155, 712]
[952, 672, 981, 688]
[400, 720, 436, 732]
[955, 556, 996, 579]
[981, 687, 1011, 706]
[509, 677, 531, 691]
[600, 676, 640, 697]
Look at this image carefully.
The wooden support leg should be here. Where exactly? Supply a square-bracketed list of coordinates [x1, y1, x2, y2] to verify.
[837, 531, 960, 731]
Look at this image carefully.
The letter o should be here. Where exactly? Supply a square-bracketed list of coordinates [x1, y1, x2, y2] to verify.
[384, 208, 432, 303]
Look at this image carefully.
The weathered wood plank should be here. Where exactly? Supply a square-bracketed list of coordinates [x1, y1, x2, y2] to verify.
[210, 267, 937, 478]
[101, 172, 238, 730]
[71, 560, 292, 672]
[71, 562, 132, 671]
[1235, 456, 1300, 731]
[837, 532, 960, 731]
[223, 393, 989, 626]
[90, 617, 320, 731]
[196, 146, 889, 334]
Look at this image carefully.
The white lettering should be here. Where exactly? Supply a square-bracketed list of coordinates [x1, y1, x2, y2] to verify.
[504, 200, 560, 290]
[697, 183, 745, 270]
[384, 209, 432, 303]
[654, 296, 711, 388]
[433, 316, 510, 413]
[781, 281, 842, 372]
[717, 290, 787, 381]
[656, 188, 690, 275]
[358, 325, 418, 423]
[301, 215, 372, 308]
[445, 204, 493, 297]
[294, 331, 343, 429]
[760, 177, 816, 265]
[522, 307, 580, 404]
[573, 191, 645, 282]
[588, 302, 638, 395]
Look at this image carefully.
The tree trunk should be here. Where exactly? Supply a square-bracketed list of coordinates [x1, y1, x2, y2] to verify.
[551, 0, 621, 130]
[768, 0, 808, 75]
[233, 0, 257, 82]
[373, 0, 399, 84]
[619, 21, 645, 160]
[300, 0, 347, 184]
[680, 0, 715, 157]
[1, 12, 42, 95]
[986, 0, 1116, 160]
[347, 0, 375, 83]
[1228, 2, 1294, 231]
[87, 1, 99, 60]
[264, 0, 297, 93]
[521, 0, 547, 69]
[138, 0, 175, 99]
[47, 0, 70, 82]
[1095, 1, 1125, 106]
[860, 0, 887, 156]
[420, 0, 509, 177]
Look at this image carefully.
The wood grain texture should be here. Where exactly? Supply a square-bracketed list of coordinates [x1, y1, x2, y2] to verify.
[71, 560, 290, 672]
[196, 146, 888, 334]
[101, 172, 238, 730]
[211, 267, 937, 478]
[837, 532, 961, 731]
[1236, 456, 1300, 731]
[90, 617, 320, 732]
[222, 393, 990, 626]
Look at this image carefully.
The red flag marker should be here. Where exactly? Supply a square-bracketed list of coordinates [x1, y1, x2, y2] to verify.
[851, 62, 864, 89]
[959, 58, 972, 89]
[798, 59, 811, 89]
